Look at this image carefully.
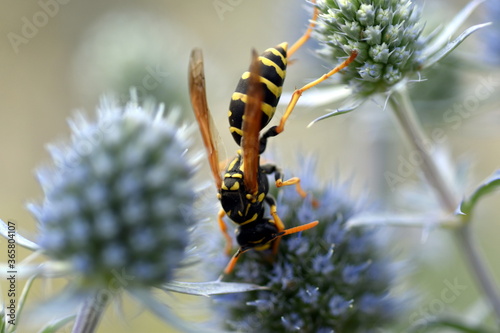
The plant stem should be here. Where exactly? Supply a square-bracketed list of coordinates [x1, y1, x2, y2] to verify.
[456, 224, 500, 321]
[72, 290, 110, 333]
[388, 86, 456, 211]
[389, 85, 500, 323]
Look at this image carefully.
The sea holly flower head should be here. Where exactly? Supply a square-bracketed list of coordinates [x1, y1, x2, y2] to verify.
[316, 0, 424, 96]
[27, 96, 198, 289]
[309, 0, 491, 123]
[216, 158, 403, 332]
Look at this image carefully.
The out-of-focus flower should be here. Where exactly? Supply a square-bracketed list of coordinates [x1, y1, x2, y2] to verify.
[0, 95, 223, 332]
[216, 157, 403, 332]
[306, 0, 490, 123]
[0, 95, 300, 332]
[480, 0, 500, 65]
[28, 96, 196, 289]
[72, 11, 195, 109]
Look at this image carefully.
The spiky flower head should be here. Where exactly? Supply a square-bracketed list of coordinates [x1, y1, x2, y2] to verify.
[308, 0, 490, 123]
[217, 159, 401, 332]
[28, 97, 197, 289]
[315, 0, 424, 96]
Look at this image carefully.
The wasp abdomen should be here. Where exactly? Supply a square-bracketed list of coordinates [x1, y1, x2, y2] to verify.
[229, 42, 288, 146]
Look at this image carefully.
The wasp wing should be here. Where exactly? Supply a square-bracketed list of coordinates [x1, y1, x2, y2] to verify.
[241, 49, 264, 196]
[188, 48, 223, 190]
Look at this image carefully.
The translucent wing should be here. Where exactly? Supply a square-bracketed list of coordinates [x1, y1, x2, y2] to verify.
[188, 48, 222, 190]
[241, 49, 263, 196]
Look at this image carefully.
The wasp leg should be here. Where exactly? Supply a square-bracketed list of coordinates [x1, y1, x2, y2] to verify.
[257, 51, 358, 153]
[288, 0, 319, 58]
[264, 195, 285, 232]
[265, 51, 359, 140]
[276, 177, 307, 197]
[222, 248, 243, 276]
[261, 163, 307, 198]
[258, 127, 278, 154]
[218, 209, 233, 255]
[262, 195, 284, 255]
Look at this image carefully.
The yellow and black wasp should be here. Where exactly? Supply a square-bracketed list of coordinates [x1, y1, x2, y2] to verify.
[188, 1, 357, 275]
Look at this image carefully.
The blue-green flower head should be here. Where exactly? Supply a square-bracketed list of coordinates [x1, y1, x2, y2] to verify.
[28, 97, 197, 289]
[217, 158, 402, 332]
[316, 0, 425, 96]
[308, 0, 490, 123]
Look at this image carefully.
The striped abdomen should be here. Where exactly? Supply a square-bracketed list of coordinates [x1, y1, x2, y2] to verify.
[228, 42, 288, 146]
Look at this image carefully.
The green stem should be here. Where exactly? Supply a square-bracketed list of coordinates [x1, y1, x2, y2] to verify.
[456, 224, 500, 321]
[389, 85, 500, 324]
[71, 290, 109, 333]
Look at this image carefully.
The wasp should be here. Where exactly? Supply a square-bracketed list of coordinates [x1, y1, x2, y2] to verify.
[188, 1, 357, 275]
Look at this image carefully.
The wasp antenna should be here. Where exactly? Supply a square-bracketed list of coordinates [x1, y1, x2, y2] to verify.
[281, 221, 319, 236]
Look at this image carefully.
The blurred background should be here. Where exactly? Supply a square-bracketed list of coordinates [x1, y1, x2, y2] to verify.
[1, 0, 499, 332]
